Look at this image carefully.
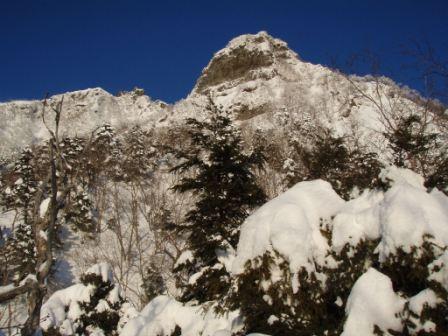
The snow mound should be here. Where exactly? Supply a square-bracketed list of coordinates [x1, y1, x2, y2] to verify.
[41, 283, 93, 332]
[380, 165, 426, 189]
[120, 295, 241, 336]
[342, 268, 405, 336]
[232, 180, 344, 275]
[332, 190, 383, 251]
[332, 169, 448, 259]
[40, 262, 133, 334]
[376, 182, 448, 259]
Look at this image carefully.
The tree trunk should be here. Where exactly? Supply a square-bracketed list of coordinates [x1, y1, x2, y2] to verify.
[21, 286, 44, 336]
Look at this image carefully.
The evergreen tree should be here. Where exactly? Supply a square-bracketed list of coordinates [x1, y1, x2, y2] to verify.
[121, 126, 155, 180]
[87, 124, 122, 182]
[1, 148, 38, 282]
[385, 114, 438, 170]
[9, 222, 36, 282]
[171, 102, 267, 303]
[42, 264, 127, 336]
[284, 127, 385, 200]
[5, 147, 38, 210]
[384, 113, 448, 194]
[141, 262, 166, 304]
[60, 137, 86, 173]
[64, 186, 95, 235]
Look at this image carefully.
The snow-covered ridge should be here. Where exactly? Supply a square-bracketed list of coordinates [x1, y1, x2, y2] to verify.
[0, 31, 438, 159]
[0, 87, 169, 158]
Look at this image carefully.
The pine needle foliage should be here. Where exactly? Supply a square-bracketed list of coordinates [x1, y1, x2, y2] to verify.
[284, 127, 385, 200]
[171, 101, 267, 303]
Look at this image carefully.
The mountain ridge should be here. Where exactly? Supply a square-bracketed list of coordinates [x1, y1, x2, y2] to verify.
[0, 31, 441, 159]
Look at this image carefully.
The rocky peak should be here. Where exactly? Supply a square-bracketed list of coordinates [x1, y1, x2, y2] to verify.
[193, 31, 299, 95]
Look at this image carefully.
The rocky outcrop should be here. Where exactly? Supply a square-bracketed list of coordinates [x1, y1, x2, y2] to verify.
[194, 31, 298, 94]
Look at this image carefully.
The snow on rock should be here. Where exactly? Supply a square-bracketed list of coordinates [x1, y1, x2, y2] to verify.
[232, 180, 345, 275]
[342, 268, 405, 336]
[120, 295, 242, 336]
[0, 32, 433, 164]
[0, 88, 168, 158]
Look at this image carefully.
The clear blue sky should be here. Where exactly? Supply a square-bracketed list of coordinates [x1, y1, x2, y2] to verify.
[1, 0, 447, 103]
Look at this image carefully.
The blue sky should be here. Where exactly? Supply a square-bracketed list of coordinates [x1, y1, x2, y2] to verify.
[1, 0, 447, 103]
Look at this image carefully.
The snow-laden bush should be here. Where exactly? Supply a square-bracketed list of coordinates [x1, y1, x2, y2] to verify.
[40, 263, 136, 336]
[225, 168, 448, 335]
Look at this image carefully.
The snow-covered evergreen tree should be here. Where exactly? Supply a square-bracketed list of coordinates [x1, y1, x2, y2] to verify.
[171, 101, 267, 303]
[121, 126, 155, 180]
[64, 186, 95, 235]
[384, 113, 448, 194]
[4, 147, 38, 210]
[41, 263, 131, 336]
[385, 114, 438, 170]
[88, 124, 123, 182]
[284, 127, 385, 199]
[0, 148, 38, 282]
[141, 262, 166, 304]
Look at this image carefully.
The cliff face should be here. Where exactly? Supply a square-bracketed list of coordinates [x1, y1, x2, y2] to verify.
[193, 31, 298, 94]
[0, 88, 168, 157]
[188, 31, 304, 121]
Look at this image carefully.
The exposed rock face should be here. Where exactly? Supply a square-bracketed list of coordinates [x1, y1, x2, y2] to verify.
[189, 31, 303, 120]
[194, 31, 298, 94]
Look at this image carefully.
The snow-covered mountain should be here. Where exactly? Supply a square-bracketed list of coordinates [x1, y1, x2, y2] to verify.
[1, 31, 439, 159]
